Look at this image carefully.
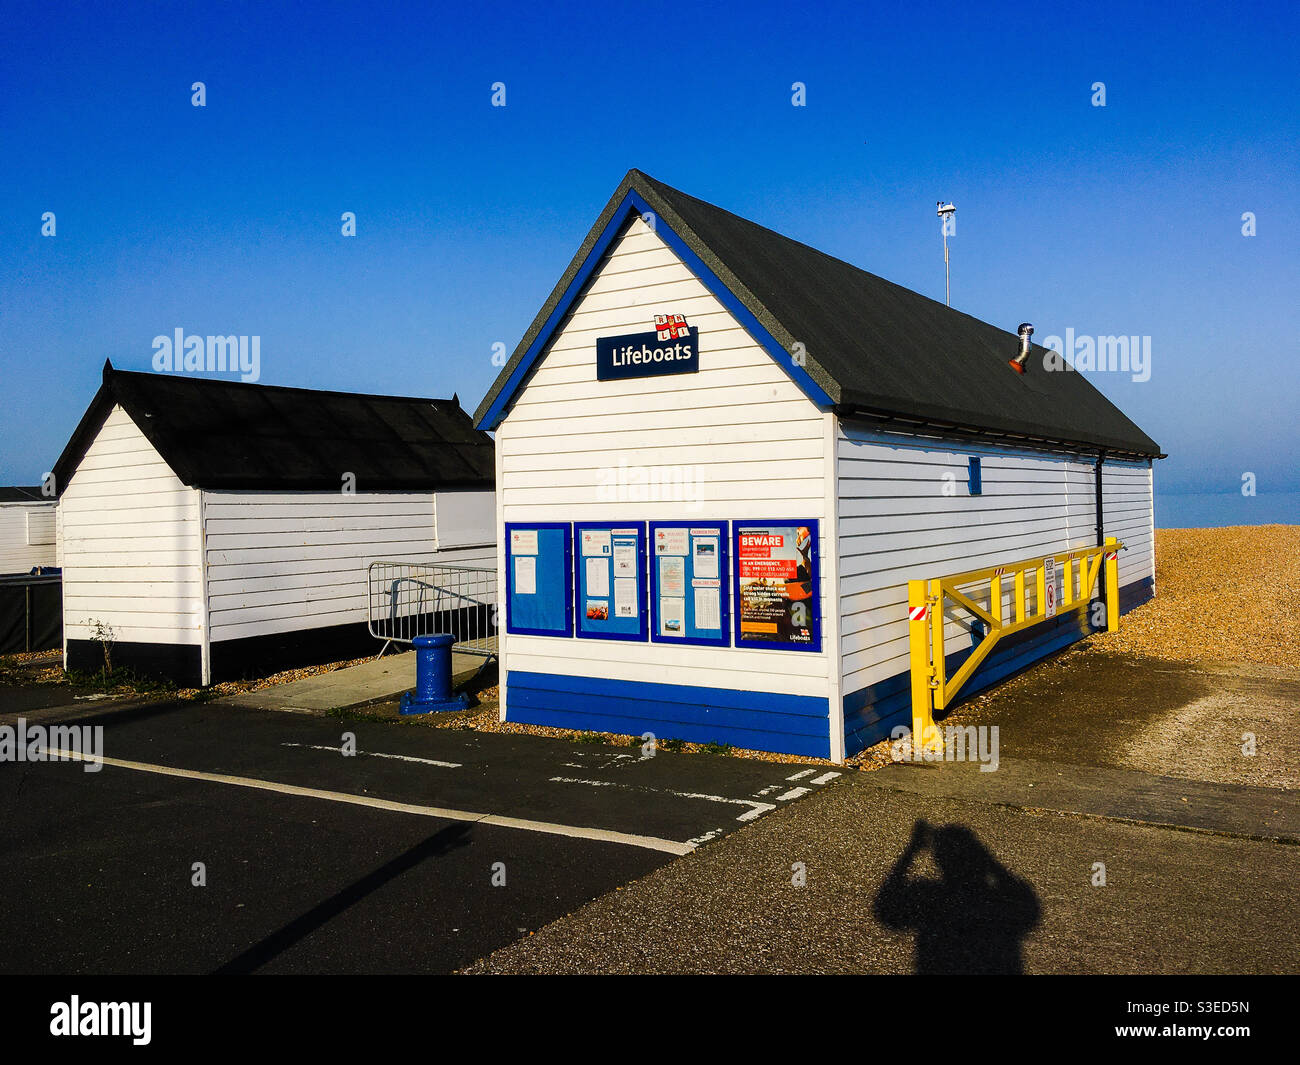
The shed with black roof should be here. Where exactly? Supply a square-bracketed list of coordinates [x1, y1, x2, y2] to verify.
[476, 170, 1161, 760]
[52, 362, 496, 685]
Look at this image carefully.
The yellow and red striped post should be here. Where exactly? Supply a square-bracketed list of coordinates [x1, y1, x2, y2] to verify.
[1104, 536, 1120, 631]
[907, 579, 944, 756]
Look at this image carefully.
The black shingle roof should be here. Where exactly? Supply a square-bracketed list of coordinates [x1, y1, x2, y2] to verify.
[52, 363, 495, 495]
[0, 487, 48, 503]
[476, 170, 1161, 457]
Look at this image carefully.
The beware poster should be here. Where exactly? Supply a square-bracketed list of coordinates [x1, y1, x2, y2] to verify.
[734, 521, 819, 650]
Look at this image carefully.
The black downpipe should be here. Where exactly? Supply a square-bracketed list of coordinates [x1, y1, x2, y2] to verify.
[1095, 451, 1107, 618]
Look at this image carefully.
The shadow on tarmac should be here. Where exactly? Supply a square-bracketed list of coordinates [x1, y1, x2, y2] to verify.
[873, 819, 1040, 974]
[212, 823, 473, 974]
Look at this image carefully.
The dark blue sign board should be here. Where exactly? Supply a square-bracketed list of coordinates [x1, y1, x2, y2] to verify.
[649, 521, 731, 647]
[505, 522, 572, 637]
[596, 327, 699, 381]
[574, 522, 647, 641]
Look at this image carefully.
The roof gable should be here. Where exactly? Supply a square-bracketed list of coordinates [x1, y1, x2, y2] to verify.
[476, 170, 1161, 457]
[52, 363, 496, 495]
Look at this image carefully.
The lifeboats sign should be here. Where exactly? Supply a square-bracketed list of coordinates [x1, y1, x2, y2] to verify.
[596, 315, 699, 381]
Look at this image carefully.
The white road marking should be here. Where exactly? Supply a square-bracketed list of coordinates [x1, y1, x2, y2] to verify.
[786, 769, 817, 781]
[811, 771, 842, 785]
[46, 749, 694, 856]
[549, 776, 776, 822]
[280, 742, 461, 769]
[776, 786, 811, 801]
[686, 827, 724, 846]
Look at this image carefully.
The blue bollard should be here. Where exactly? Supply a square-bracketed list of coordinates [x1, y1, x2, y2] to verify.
[400, 634, 470, 714]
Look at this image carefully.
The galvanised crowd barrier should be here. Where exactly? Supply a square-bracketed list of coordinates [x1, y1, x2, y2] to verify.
[367, 561, 497, 662]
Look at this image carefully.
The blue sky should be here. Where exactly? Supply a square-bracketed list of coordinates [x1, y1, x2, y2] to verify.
[1, 0, 1296, 497]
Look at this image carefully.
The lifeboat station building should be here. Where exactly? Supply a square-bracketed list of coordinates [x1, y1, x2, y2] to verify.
[475, 170, 1160, 761]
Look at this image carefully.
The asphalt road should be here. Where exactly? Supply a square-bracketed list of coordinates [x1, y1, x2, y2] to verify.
[0, 697, 838, 974]
[0, 683, 122, 714]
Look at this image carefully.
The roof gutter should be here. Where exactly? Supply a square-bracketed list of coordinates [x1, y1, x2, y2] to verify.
[832, 404, 1165, 462]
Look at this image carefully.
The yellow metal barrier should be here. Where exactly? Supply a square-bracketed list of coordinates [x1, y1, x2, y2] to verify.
[907, 536, 1122, 754]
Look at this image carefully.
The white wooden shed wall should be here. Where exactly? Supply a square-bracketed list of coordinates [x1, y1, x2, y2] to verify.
[0, 501, 58, 575]
[837, 423, 1154, 749]
[495, 214, 841, 755]
[836, 424, 1155, 749]
[60, 404, 204, 652]
[203, 490, 493, 645]
[838, 427, 1154, 694]
[1102, 458, 1156, 592]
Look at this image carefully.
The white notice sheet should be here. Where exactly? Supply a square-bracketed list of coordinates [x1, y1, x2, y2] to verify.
[692, 536, 719, 579]
[660, 597, 685, 636]
[694, 586, 721, 630]
[582, 529, 612, 557]
[614, 577, 637, 618]
[659, 555, 686, 597]
[586, 556, 610, 598]
[514, 555, 536, 595]
[656, 528, 689, 556]
[613, 542, 637, 577]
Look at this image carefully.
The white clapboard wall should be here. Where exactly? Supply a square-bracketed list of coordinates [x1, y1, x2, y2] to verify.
[203, 489, 495, 644]
[59, 404, 204, 650]
[837, 422, 1154, 701]
[0, 502, 57, 575]
[1103, 457, 1156, 592]
[497, 213, 838, 707]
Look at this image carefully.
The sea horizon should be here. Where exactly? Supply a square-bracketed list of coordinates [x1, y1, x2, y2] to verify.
[1155, 490, 1300, 530]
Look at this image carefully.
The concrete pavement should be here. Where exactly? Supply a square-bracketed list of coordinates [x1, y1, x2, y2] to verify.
[466, 774, 1300, 974]
[465, 648, 1300, 974]
[217, 649, 485, 713]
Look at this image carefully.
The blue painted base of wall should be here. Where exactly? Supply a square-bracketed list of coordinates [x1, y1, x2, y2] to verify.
[505, 671, 832, 758]
[842, 577, 1155, 757]
[505, 578, 1155, 761]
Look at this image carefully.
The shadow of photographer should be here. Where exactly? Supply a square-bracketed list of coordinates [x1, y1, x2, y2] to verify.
[874, 819, 1040, 974]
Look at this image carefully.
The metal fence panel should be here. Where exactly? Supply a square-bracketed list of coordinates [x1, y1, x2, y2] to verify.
[367, 561, 497, 659]
[0, 573, 62, 654]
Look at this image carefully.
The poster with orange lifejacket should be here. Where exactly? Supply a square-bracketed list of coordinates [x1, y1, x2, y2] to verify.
[733, 521, 820, 651]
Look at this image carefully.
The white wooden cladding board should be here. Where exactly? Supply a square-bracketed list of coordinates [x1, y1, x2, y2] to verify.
[0, 505, 58, 574]
[498, 214, 834, 698]
[837, 425, 1154, 697]
[1103, 460, 1155, 589]
[203, 491, 493, 642]
[59, 405, 204, 645]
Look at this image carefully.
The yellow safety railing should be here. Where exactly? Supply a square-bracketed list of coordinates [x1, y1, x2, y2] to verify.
[907, 536, 1122, 753]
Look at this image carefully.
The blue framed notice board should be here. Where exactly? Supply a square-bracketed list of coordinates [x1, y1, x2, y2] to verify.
[574, 522, 647, 641]
[649, 521, 730, 647]
[505, 522, 573, 637]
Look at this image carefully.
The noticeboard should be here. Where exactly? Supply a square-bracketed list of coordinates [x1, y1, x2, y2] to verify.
[649, 521, 730, 647]
[575, 522, 647, 641]
[733, 520, 821, 652]
[504, 522, 573, 637]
